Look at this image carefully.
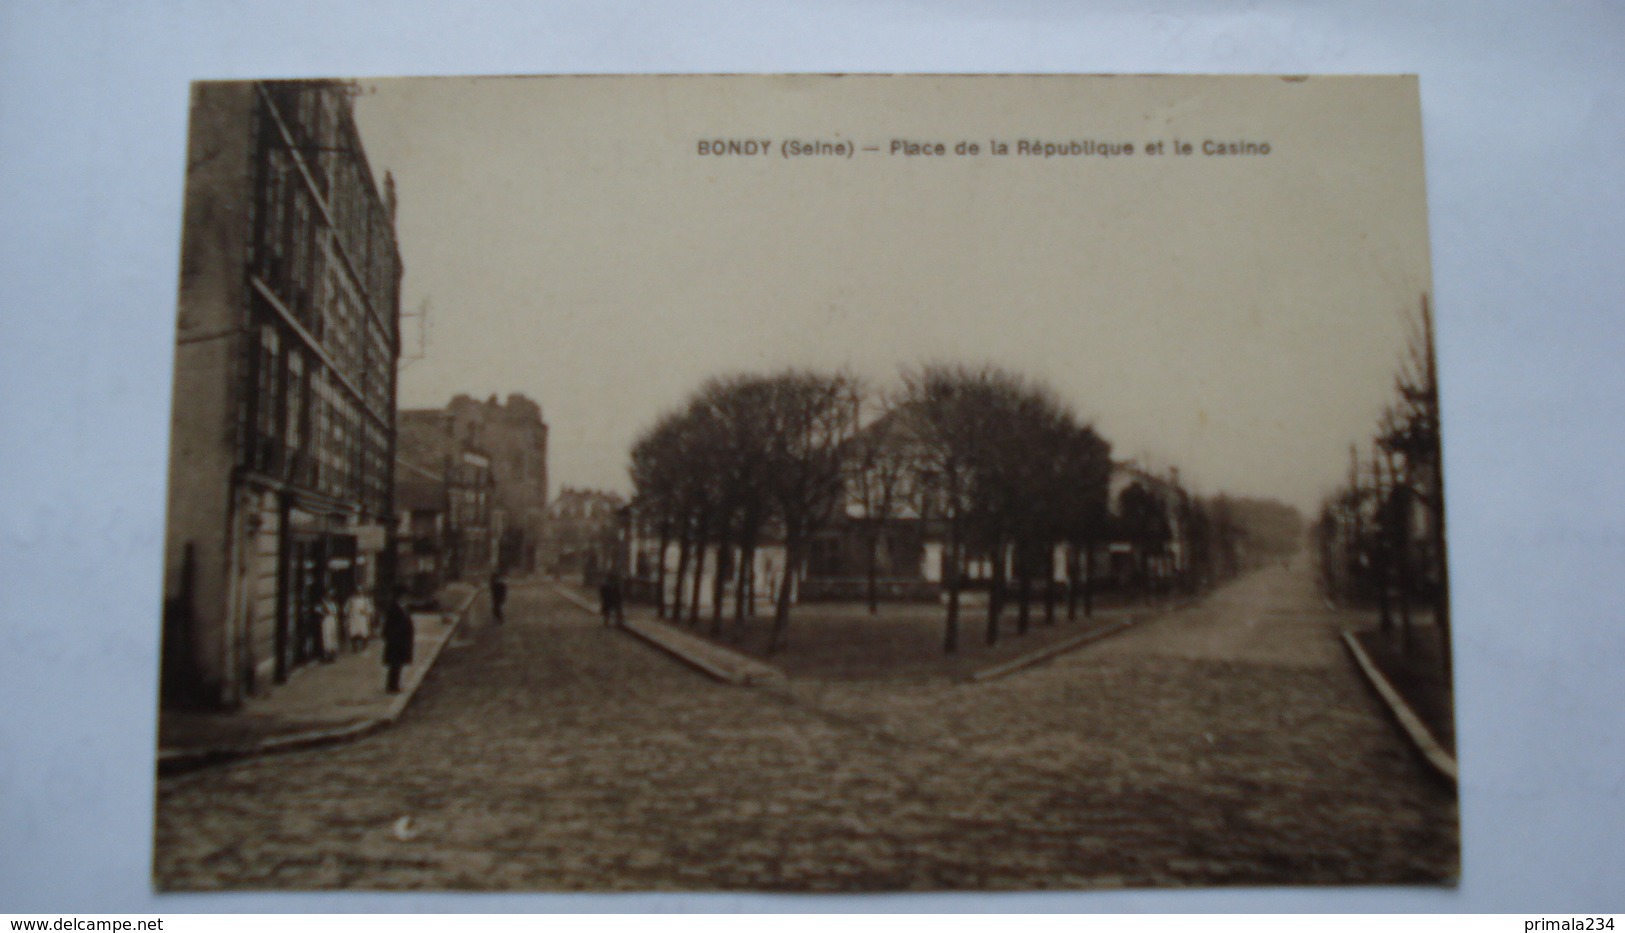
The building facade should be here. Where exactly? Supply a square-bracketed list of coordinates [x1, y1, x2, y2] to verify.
[445, 448, 497, 579]
[543, 488, 625, 581]
[399, 394, 548, 573]
[396, 409, 503, 584]
[161, 80, 402, 708]
[801, 449, 1193, 603]
[393, 457, 447, 599]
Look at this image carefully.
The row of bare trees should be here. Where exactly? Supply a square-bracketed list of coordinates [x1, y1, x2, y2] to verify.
[631, 364, 1247, 655]
[629, 370, 857, 653]
[1315, 295, 1451, 677]
[901, 365, 1114, 652]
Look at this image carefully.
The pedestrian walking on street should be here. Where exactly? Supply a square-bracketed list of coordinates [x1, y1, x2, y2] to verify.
[343, 587, 374, 651]
[382, 588, 415, 693]
[599, 572, 624, 627]
[490, 572, 508, 625]
[318, 590, 341, 662]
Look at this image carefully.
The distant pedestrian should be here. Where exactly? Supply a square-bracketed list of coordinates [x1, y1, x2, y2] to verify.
[344, 588, 374, 651]
[490, 572, 508, 625]
[318, 590, 341, 662]
[382, 588, 415, 693]
[599, 573, 624, 627]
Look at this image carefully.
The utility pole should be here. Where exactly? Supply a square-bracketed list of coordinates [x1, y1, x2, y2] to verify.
[1347, 443, 1363, 603]
[1371, 444, 1393, 634]
[1421, 293, 1452, 681]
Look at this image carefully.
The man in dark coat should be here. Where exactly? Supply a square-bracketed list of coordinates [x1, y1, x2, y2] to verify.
[489, 572, 508, 625]
[382, 588, 415, 693]
[599, 573, 624, 627]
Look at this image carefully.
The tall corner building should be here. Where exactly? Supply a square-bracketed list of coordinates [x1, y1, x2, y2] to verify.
[161, 80, 403, 709]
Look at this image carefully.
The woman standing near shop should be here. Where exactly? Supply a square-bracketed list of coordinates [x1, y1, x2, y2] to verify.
[318, 589, 342, 662]
[343, 587, 373, 651]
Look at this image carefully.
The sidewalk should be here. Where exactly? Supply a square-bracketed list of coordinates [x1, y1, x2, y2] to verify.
[1338, 612, 1458, 789]
[551, 582, 786, 686]
[157, 583, 481, 774]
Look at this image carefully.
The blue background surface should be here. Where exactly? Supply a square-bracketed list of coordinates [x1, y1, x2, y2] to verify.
[1, 0, 1621, 913]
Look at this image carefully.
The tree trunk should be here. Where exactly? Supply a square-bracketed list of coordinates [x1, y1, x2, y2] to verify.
[1422, 293, 1452, 683]
[1397, 483, 1414, 655]
[688, 532, 707, 626]
[986, 543, 1005, 646]
[1430, 463, 1451, 682]
[1397, 540, 1412, 648]
[1043, 544, 1057, 626]
[1083, 542, 1095, 618]
[769, 537, 801, 655]
[672, 529, 691, 622]
[1016, 546, 1032, 636]
[866, 526, 880, 616]
[1376, 514, 1393, 637]
[733, 532, 756, 637]
[1066, 544, 1079, 622]
[1375, 454, 1393, 634]
[943, 527, 961, 654]
[710, 526, 731, 637]
[654, 525, 669, 619]
[745, 541, 757, 617]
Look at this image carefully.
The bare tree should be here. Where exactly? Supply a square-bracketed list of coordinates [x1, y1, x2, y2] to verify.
[1001, 390, 1074, 635]
[1116, 480, 1171, 601]
[629, 413, 682, 617]
[1055, 423, 1113, 620]
[629, 370, 856, 651]
[759, 370, 862, 654]
[900, 365, 994, 653]
[629, 402, 723, 623]
[957, 371, 1043, 646]
[1378, 294, 1450, 677]
[846, 390, 914, 615]
[902, 365, 1102, 648]
[691, 375, 776, 637]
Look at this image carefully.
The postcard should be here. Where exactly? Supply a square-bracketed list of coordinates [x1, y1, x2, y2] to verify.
[154, 74, 1457, 891]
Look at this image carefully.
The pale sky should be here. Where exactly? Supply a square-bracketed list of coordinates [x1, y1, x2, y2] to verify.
[351, 75, 1432, 513]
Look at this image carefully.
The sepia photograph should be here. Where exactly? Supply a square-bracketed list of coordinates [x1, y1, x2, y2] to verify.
[152, 74, 1458, 892]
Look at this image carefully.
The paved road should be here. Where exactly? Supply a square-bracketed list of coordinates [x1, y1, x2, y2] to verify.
[154, 561, 1457, 891]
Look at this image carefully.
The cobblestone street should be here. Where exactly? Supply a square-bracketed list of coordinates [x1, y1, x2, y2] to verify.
[154, 560, 1458, 892]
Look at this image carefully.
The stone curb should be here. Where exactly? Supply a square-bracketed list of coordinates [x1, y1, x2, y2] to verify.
[550, 585, 785, 687]
[549, 582, 604, 618]
[156, 588, 481, 777]
[1340, 629, 1458, 789]
[967, 616, 1136, 683]
[622, 620, 769, 687]
[964, 594, 1200, 683]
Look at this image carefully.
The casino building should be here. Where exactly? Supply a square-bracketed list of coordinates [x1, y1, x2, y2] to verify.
[161, 80, 402, 708]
